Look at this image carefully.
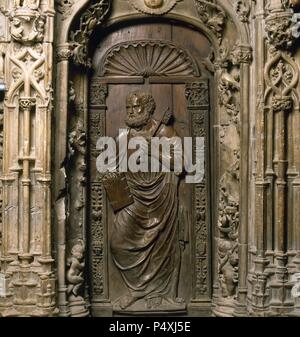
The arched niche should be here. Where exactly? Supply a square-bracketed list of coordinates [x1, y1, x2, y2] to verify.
[54, 0, 252, 317]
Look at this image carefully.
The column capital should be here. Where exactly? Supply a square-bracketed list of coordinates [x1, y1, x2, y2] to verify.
[56, 44, 73, 63]
[19, 97, 36, 111]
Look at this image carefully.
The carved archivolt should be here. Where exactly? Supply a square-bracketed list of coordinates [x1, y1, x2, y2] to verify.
[194, 0, 226, 44]
[100, 40, 200, 77]
[61, 0, 250, 318]
[70, 0, 111, 67]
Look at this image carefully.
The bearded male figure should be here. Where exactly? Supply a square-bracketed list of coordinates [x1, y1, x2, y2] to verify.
[110, 91, 185, 311]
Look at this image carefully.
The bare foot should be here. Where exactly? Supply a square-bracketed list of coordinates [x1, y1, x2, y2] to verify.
[119, 295, 138, 309]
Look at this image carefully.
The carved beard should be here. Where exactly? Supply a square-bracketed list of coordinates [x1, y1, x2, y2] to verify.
[125, 111, 150, 129]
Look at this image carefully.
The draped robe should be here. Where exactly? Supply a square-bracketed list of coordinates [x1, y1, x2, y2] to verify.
[110, 120, 181, 301]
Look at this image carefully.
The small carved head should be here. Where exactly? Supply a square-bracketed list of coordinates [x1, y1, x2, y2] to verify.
[71, 240, 85, 260]
[36, 16, 46, 30]
[125, 91, 156, 128]
[12, 17, 22, 27]
[229, 245, 239, 267]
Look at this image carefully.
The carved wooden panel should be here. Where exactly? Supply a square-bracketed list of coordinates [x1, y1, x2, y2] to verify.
[87, 22, 213, 316]
[185, 81, 210, 301]
[1, 0, 299, 318]
[89, 82, 108, 302]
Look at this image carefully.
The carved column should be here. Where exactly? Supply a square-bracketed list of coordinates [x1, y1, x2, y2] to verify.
[212, 41, 247, 317]
[233, 44, 252, 317]
[250, 0, 300, 316]
[249, 0, 271, 316]
[0, 0, 56, 316]
[19, 97, 36, 260]
[54, 43, 72, 317]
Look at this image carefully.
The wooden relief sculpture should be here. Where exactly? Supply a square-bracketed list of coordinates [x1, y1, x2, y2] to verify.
[1, 0, 299, 318]
[101, 40, 199, 77]
[105, 91, 186, 312]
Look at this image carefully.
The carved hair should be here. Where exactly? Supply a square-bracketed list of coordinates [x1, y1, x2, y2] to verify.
[71, 239, 85, 256]
[126, 90, 156, 115]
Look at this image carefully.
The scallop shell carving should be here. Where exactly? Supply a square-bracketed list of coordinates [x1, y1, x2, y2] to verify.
[100, 40, 200, 77]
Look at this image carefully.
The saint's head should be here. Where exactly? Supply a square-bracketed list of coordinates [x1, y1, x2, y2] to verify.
[125, 91, 156, 129]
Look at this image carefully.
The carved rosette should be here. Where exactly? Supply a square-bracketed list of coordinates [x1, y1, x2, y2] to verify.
[185, 81, 210, 299]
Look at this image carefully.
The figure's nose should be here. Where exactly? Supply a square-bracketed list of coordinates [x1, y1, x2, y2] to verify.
[128, 108, 134, 115]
